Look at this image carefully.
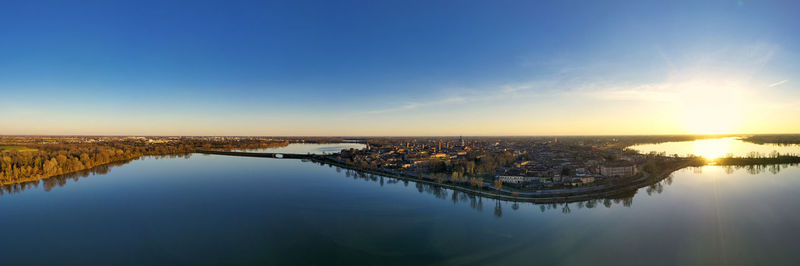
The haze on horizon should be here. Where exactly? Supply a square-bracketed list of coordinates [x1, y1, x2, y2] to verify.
[1, 0, 799, 136]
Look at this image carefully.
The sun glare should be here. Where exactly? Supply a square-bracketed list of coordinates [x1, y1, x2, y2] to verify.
[692, 138, 732, 160]
[678, 79, 744, 135]
[684, 115, 739, 135]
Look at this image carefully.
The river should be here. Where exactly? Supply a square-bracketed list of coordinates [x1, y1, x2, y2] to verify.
[629, 137, 800, 159]
[235, 142, 366, 154]
[1, 143, 799, 265]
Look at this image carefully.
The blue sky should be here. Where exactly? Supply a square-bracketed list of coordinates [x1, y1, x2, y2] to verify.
[1, 0, 798, 135]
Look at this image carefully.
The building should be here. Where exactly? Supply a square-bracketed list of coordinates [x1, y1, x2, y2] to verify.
[600, 162, 638, 177]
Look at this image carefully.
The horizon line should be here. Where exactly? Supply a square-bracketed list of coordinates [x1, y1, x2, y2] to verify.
[2, 133, 799, 138]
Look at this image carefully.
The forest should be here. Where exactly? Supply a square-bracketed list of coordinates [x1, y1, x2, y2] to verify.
[0, 137, 288, 185]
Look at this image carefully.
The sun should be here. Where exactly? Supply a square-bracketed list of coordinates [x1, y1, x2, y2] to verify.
[692, 138, 733, 160]
[684, 113, 739, 135]
[678, 80, 743, 135]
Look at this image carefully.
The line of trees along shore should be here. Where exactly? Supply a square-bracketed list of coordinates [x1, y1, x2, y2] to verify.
[0, 139, 288, 185]
[713, 155, 800, 166]
[741, 135, 800, 145]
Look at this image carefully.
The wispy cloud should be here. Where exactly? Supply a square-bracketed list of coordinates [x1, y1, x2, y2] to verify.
[366, 97, 467, 114]
[364, 79, 562, 115]
[769, 80, 788, 88]
[565, 80, 688, 104]
[366, 42, 784, 117]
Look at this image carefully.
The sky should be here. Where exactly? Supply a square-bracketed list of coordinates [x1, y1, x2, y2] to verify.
[1, 0, 798, 136]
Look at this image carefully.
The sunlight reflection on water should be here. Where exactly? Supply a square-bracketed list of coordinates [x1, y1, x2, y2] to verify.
[629, 137, 800, 159]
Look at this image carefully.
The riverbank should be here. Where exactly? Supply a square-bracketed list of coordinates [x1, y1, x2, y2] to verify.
[0, 154, 191, 187]
[191, 149, 705, 203]
[0, 154, 145, 187]
[0, 149, 721, 202]
[310, 156, 704, 203]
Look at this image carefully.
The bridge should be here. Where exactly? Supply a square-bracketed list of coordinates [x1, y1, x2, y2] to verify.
[196, 150, 316, 159]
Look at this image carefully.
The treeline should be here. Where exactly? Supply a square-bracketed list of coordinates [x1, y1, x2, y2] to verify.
[741, 135, 800, 145]
[0, 138, 288, 185]
[0, 158, 140, 196]
[641, 156, 705, 180]
[713, 155, 800, 166]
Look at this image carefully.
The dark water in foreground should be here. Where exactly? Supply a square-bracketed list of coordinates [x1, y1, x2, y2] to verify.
[2, 154, 800, 265]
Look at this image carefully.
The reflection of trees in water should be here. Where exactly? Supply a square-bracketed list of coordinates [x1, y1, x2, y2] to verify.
[692, 167, 704, 175]
[646, 182, 664, 195]
[0, 154, 191, 196]
[720, 163, 797, 175]
[1, 159, 130, 196]
[686, 163, 797, 175]
[494, 200, 503, 218]
[332, 165, 649, 217]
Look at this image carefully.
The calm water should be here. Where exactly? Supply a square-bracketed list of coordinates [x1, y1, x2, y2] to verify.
[238, 142, 366, 154]
[629, 137, 800, 159]
[2, 147, 800, 264]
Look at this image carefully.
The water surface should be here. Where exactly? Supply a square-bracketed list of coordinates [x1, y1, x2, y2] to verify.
[238, 142, 366, 154]
[1, 148, 800, 265]
[629, 137, 800, 159]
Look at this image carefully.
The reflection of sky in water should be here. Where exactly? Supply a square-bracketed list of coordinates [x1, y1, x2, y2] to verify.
[629, 137, 800, 159]
[238, 143, 366, 154]
[1, 154, 800, 264]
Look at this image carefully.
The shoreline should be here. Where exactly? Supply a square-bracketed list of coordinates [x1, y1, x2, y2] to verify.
[1, 149, 698, 203]
[0, 155, 145, 187]
[308, 156, 701, 203]
[4, 150, 783, 203]
[0, 153, 191, 187]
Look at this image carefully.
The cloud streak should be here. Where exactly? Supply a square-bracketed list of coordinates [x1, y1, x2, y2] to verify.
[769, 80, 788, 88]
[366, 97, 468, 114]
